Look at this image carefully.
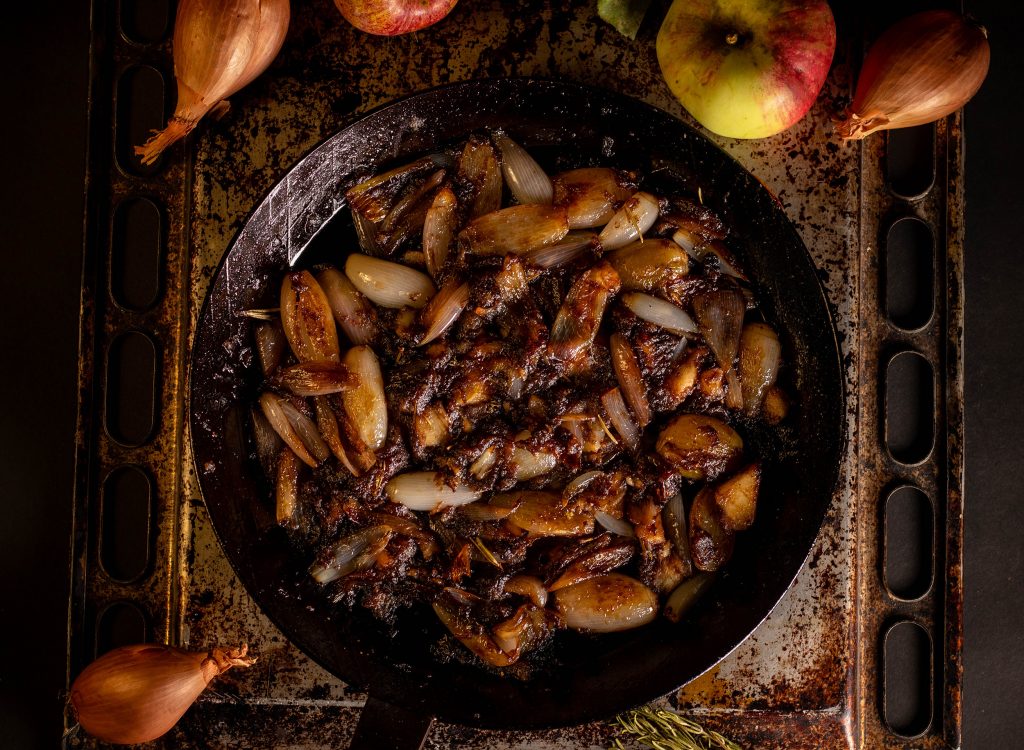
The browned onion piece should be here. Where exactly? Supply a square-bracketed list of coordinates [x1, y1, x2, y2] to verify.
[254, 320, 287, 376]
[275, 446, 301, 527]
[656, 413, 743, 481]
[595, 510, 634, 538]
[259, 392, 318, 468]
[419, 280, 469, 346]
[523, 231, 599, 269]
[554, 574, 658, 632]
[664, 572, 714, 623]
[609, 333, 651, 427]
[459, 205, 569, 257]
[689, 487, 735, 571]
[493, 491, 595, 536]
[662, 492, 694, 579]
[552, 167, 636, 228]
[345, 254, 436, 310]
[493, 131, 553, 205]
[341, 345, 387, 452]
[510, 446, 557, 481]
[280, 271, 341, 363]
[277, 362, 357, 397]
[432, 595, 516, 667]
[601, 387, 640, 451]
[312, 396, 360, 477]
[597, 192, 659, 250]
[692, 288, 744, 380]
[379, 168, 446, 236]
[549, 261, 621, 361]
[547, 540, 636, 591]
[317, 268, 377, 346]
[621, 292, 697, 335]
[423, 186, 458, 279]
[346, 155, 443, 223]
[738, 322, 782, 415]
[608, 240, 690, 294]
[278, 399, 330, 464]
[251, 406, 282, 478]
[386, 472, 482, 511]
[504, 575, 548, 608]
[457, 137, 502, 218]
[311, 526, 393, 584]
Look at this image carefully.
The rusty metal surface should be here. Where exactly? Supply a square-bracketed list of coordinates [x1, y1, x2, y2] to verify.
[66, 0, 962, 748]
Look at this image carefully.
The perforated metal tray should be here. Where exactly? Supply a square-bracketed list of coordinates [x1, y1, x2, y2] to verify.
[66, 1, 963, 747]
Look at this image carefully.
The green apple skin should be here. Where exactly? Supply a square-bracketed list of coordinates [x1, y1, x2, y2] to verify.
[657, 0, 836, 139]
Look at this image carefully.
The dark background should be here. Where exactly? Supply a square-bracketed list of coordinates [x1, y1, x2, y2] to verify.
[1, 1, 1020, 748]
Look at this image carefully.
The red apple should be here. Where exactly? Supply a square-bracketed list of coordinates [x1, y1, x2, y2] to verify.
[334, 0, 459, 36]
[656, 0, 836, 139]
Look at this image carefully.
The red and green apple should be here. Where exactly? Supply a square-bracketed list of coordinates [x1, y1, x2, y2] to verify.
[334, 0, 459, 36]
[656, 0, 836, 139]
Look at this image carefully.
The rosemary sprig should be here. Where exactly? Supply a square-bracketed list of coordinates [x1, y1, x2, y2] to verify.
[611, 706, 742, 750]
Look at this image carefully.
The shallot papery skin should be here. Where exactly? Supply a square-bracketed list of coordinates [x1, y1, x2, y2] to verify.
[135, 0, 290, 164]
[836, 10, 990, 139]
[70, 644, 255, 744]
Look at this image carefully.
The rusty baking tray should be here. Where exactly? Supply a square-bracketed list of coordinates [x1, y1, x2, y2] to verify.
[65, 0, 964, 747]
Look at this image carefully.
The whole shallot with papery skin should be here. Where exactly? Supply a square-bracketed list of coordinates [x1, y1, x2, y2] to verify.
[135, 0, 290, 164]
[836, 10, 989, 140]
[69, 643, 256, 744]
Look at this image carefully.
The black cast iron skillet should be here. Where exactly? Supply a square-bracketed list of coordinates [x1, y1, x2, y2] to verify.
[189, 78, 845, 749]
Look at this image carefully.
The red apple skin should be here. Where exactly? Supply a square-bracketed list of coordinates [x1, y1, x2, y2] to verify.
[334, 0, 459, 36]
[657, 0, 836, 139]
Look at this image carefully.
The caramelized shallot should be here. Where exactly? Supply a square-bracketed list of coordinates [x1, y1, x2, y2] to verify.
[459, 205, 569, 257]
[493, 132, 553, 205]
[345, 254, 436, 310]
[598, 192, 659, 250]
[386, 472, 482, 511]
[552, 167, 635, 228]
[317, 268, 377, 345]
[554, 574, 658, 632]
[738, 322, 782, 415]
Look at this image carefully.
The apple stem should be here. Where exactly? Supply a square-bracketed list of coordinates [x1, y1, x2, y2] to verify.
[725, 32, 739, 45]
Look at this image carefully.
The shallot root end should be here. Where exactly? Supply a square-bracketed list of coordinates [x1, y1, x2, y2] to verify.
[134, 115, 201, 165]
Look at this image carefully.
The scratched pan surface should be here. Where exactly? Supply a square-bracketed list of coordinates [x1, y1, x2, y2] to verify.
[189, 78, 844, 729]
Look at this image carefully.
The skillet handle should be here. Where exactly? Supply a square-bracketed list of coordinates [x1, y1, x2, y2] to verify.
[349, 695, 435, 750]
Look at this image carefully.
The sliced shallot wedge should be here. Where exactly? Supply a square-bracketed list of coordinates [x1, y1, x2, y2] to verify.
[275, 446, 302, 527]
[422, 186, 458, 279]
[621, 292, 697, 335]
[385, 471, 482, 511]
[549, 261, 621, 361]
[554, 573, 658, 632]
[345, 254, 436, 310]
[493, 131, 553, 205]
[418, 280, 469, 346]
[738, 322, 782, 415]
[609, 333, 651, 427]
[310, 526, 393, 584]
[552, 167, 636, 228]
[459, 205, 569, 257]
[280, 270, 341, 363]
[457, 136, 502, 218]
[340, 345, 387, 452]
[277, 362, 357, 397]
[597, 191, 659, 250]
[692, 288, 746, 409]
[317, 268, 377, 345]
[259, 392, 318, 468]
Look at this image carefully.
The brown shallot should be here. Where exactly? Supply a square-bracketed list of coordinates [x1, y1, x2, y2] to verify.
[70, 644, 255, 744]
[135, 0, 290, 164]
[836, 10, 990, 139]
